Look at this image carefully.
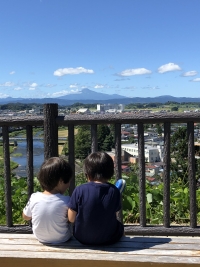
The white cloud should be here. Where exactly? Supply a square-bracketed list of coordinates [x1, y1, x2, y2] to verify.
[69, 84, 78, 88]
[30, 83, 38, 87]
[183, 71, 198, 77]
[49, 89, 81, 97]
[28, 83, 38, 91]
[10, 71, 15, 75]
[191, 78, 200, 82]
[14, 87, 22, 91]
[0, 93, 9, 98]
[53, 67, 94, 76]
[0, 81, 15, 87]
[119, 68, 152, 76]
[158, 63, 181, 73]
[94, 84, 104, 89]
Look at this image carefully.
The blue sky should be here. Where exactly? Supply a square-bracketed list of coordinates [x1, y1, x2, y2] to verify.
[1, 0, 200, 99]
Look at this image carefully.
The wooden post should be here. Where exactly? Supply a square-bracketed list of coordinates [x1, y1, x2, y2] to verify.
[43, 104, 58, 160]
[2, 126, 12, 227]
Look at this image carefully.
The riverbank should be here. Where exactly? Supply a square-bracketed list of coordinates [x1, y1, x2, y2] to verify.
[0, 128, 78, 175]
[58, 128, 78, 154]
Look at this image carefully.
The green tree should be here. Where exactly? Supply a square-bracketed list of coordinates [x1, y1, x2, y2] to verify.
[171, 106, 179, 111]
[128, 135, 135, 144]
[71, 124, 115, 159]
[170, 127, 188, 182]
[156, 124, 163, 136]
[97, 125, 114, 151]
[75, 125, 91, 159]
[101, 133, 113, 151]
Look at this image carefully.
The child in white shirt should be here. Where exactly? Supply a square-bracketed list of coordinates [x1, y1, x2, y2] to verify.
[23, 157, 73, 244]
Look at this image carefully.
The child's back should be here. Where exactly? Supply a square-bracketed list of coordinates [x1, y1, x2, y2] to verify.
[68, 152, 124, 245]
[24, 192, 71, 244]
[23, 157, 73, 244]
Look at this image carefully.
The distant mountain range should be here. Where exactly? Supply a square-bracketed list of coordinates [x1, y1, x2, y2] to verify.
[1, 88, 200, 105]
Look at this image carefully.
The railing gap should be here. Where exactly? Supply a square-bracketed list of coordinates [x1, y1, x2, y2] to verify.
[68, 124, 75, 196]
[138, 122, 146, 227]
[163, 122, 171, 228]
[187, 121, 197, 227]
[26, 125, 34, 197]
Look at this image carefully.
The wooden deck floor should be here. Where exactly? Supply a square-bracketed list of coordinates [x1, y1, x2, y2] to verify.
[0, 233, 200, 266]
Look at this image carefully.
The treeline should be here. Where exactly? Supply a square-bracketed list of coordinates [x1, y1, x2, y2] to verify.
[0, 103, 43, 111]
[0, 102, 97, 111]
[67, 102, 97, 109]
[125, 103, 162, 109]
[62, 125, 115, 159]
[2, 101, 200, 112]
[125, 101, 200, 109]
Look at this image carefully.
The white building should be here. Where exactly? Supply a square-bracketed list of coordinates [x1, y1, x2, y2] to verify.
[97, 103, 124, 113]
[76, 108, 91, 115]
[121, 143, 163, 163]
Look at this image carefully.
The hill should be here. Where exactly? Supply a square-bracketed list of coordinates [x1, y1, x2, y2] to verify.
[1, 89, 200, 105]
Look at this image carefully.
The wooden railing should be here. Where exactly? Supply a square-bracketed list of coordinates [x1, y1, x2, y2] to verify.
[0, 103, 200, 236]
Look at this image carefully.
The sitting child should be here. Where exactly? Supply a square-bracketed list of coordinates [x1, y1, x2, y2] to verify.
[22, 157, 73, 244]
[68, 151, 126, 245]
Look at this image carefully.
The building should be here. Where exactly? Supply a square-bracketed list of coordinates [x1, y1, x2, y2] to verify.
[121, 143, 163, 163]
[76, 108, 91, 115]
[97, 104, 124, 113]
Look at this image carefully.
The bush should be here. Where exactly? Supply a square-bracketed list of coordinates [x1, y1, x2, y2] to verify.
[1, 172, 200, 226]
[0, 176, 41, 225]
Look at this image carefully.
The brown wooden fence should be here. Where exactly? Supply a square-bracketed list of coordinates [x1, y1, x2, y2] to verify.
[0, 103, 200, 236]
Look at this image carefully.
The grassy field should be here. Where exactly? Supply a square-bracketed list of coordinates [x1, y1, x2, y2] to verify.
[58, 128, 78, 154]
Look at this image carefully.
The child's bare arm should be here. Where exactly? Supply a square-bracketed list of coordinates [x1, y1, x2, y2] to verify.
[68, 208, 77, 223]
[22, 212, 32, 221]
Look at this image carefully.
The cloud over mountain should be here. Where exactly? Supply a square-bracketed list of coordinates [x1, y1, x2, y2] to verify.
[53, 67, 94, 76]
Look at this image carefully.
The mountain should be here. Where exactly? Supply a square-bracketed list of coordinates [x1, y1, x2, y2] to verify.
[57, 88, 127, 101]
[1, 89, 200, 105]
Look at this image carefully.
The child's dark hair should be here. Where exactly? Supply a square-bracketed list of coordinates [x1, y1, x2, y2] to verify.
[37, 157, 73, 191]
[83, 152, 114, 181]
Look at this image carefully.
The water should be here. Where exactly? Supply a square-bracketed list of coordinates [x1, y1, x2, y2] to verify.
[11, 140, 44, 177]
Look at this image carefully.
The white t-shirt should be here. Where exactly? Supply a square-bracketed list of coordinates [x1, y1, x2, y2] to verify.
[23, 192, 72, 244]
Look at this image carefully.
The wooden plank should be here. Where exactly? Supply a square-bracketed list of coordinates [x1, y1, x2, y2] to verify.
[1, 233, 200, 243]
[1, 250, 200, 264]
[1, 244, 200, 257]
[0, 239, 200, 251]
[1, 258, 199, 267]
[1, 234, 200, 266]
[1, 237, 200, 250]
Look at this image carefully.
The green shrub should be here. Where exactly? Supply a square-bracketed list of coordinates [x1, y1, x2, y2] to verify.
[0, 176, 42, 225]
[1, 172, 200, 226]
[122, 176, 200, 225]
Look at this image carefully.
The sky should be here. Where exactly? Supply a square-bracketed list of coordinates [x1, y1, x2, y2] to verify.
[1, 0, 200, 99]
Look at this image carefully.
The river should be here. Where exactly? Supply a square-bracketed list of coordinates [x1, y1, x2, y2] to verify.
[11, 140, 44, 177]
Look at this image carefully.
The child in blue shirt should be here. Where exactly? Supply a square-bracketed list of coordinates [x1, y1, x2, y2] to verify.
[68, 152, 125, 245]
